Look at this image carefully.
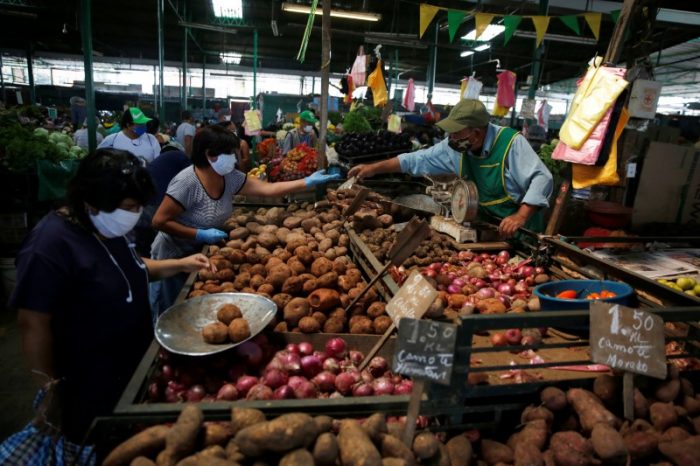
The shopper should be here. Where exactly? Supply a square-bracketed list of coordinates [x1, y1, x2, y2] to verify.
[348, 99, 553, 237]
[150, 125, 339, 314]
[281, 110, 318, 155]
[73, 118, 104, 149]
[99, 107, 161, 164]
[176, 110, 196, 156]
[8, 149, 210, 455]
[218, 120, 251, 172]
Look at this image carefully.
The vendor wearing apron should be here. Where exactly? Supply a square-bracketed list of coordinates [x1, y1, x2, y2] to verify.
[348, 99, 553, 238]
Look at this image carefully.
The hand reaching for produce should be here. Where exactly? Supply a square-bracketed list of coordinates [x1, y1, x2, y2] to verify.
[499, 213, 527, 238]
[195, 228, 228, 244]
[304, 169, 341, 188]
[179, 253, 215, 274]
[347, 164, 375, 180]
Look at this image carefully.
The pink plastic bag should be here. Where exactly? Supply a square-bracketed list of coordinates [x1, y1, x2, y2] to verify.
[552, 106, 613, 165]
[403, 78, 415, 112]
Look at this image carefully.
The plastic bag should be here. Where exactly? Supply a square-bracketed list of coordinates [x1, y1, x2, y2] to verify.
[388, 114, 402, 133]
[350, 52, 367, 87]
[243, 109, 262, 136]
[367, 59, 388, 107]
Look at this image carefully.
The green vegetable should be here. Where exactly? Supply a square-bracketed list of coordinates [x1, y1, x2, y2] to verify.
[34, 127, 49, 139]
[342, 112, 372, 134]
[539, 141, 566, 188]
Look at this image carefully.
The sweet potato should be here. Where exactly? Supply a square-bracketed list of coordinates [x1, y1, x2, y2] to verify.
[660, 427, 691, 444]
[156, 404, 204, 466]
[590, 423, 627, 464]
[566, 388, 618, 432]
[381, 434, 416, 466]
[623, 430, 658, 460]
[233, 413, 317, 456]
[510, 419, 548, 452]
[548, 431, 597, 466]
[521, 406, 554, 427]
[446, 435, 473, 466]
[634, 388, 650, 419]
[203, 422, 234, 447]
[103, 425, 170, 466]
[650, 402, 679, 432]
[337, 419, 382, 466]
[540, 387, 567, 412]
[654, 379, 681, 403]
[514, 442, 543, 466]
[279, 448, 315, 466]
[684, 396, 700, 416]
[363, 413, 388, 442]
[130, 457, 156, 466]
[413, 432, 440, 460]
[230, 407, 265, 435]
[593, 374, 619, 405]
[479, 439, 513, 465]
[658, 435, 700, 465]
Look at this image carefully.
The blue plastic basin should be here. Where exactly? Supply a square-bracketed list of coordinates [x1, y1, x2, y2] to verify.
[534, 279, 634, 311]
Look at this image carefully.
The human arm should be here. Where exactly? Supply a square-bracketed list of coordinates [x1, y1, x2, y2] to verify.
[505, 135, 554, 207]
[499, 204, 539, 238]
[347, 157, 402, 180]
[183, 135, 193, 156]
[143, 253, 213, 281]
[240, 169, 340, 197]
[238, 140, 250, 172]
[151, 195, 195, 239]
[18, 309, 54, 387]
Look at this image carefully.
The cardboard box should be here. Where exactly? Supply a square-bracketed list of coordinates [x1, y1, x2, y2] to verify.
[632, 142, 699, 226]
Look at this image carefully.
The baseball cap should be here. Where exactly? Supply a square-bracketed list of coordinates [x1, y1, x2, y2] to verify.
[299, 110, 318, 124]
[128, 107, 152, 125]
[436, 99, 490, 133]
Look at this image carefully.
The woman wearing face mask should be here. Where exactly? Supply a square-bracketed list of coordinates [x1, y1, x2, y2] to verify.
[9, 149, 209, 454]
[150, 125, 338, 315]
[281, 110, 318, 155]
[98, 107, 161, 164]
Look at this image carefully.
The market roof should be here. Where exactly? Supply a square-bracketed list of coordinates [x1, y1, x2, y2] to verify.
[1, 0, 700, 88]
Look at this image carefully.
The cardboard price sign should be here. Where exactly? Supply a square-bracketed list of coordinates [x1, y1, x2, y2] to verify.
[393, 318, 457, 386]
[590, 302, 667, 380]
[385, 270, 439, 326]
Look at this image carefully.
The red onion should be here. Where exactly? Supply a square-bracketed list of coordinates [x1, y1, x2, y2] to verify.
[394, 380, 413, 395]
[253, 333, 269, 347]
[164, 385, 183, 403]
[361, 369, 374, 384]
[514, 280, 529, 293]
[325, 337, 347, 359]
[298, 341, 314, 356]
[495, 256, 509, 265]
[447, 284, 462, 294]
[497, 295, 512, 307]
[480, 253, 490, 260]
[447, 272, 457, 280]
[484, 263, 497, 273]
[368, 356, 389, 378]
[506, 278, 516, 287]
[158, 348, 171, 362]
[273, 385, 296, 399]
[300, 355, 323, 378]
[498, 250, 511, 260]
[388, 372, 403, 385]
[349, 350, 364, 366]
[353, 383, 374, 397]
[329, 391, 344, 399]
[473, 256, 483, 263]
[236, 341, 263, 368]
[428, 262, 443, 271]
[452, 278, 467, 288]
[286, 343, 300, 354]
[313, 350, 328, 362]
[323, 357, 340, 374]
[289, 377, 318, 399]
[246, 384, 273, 400]
[235, 376, 258, 397]
[497, 283, 513, 296]
[535, 267, 545, 275]
[262, 369, 288, 389]
[334, 372, 356, 395]
[421, 269, 437, 278]
[277, 351, 301, 374]
[458, 251, 474, 261]
[476, 288, 495, 299]
[490, 332, 507, 346]
[177, 369, 199, 387]
[525, 276, 535, 286]
[520, 266, 535, 278]
[160, 364, 174, 382]
[185, 384, 206, 402]
[488, 272, 501, 282]
[372, 377, 395, 396]
[346, 368, 361, 384]
[216, 383, 238, 401]
[147, 382, 160, 402]
[437, 284, 446, 292]
[474, 279, 487, 289]
[312, 371, 336, 392]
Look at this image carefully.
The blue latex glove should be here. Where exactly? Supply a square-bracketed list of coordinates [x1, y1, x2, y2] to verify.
[195, 228, 228, 244]
[304, 169, 341, 188]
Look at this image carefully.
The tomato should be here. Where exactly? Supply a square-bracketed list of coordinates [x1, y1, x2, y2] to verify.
[556, 290, 578, 299]
[600, 290, 617, 298]
[585, 292, 601, 300]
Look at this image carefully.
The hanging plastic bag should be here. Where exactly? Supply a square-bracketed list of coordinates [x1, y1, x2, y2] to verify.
[350, 47, 367, 86]
[243, 109, 262, 136]
[403, 78, 415, 112]
[367, 59, 388, 107]
[572, 107, 629, 189]
[552, 106, 613, 165]
[461, 76, 483, 100]
[388, 114, 402, 133]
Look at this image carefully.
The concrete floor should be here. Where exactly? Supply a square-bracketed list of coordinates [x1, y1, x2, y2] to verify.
[0, 307, 36, 442]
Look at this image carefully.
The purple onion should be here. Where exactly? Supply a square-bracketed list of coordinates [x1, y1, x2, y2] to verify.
[477, 288, 495, 299]
[334, 372, 356, 395]
[216, 383, 238, 401]
[300, 355, 323, 378]
[246, 384, 273, 400]
[235, 376, 258, 397]
[185, 384, 206, 402]
[262, 369, 288, 389]
[298, 341, 314, 356]
[323, 357, 340, 374]
[497, 283, 513, 296]
[372, 377, 395, 396]
[311, 371, 336, 392]
[352, 383, 374, 397]
[273, 385, 296, 400]
[325, 337, 347, 359]
[368, 356, 389, 378]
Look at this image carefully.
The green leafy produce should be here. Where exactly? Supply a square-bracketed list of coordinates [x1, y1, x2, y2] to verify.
[355, 105, 383, 131]
[33, 127, 49, 139]
[539, 139, 566, 187]
[328, 111, 343, 126]
[342, 112, 372, 134]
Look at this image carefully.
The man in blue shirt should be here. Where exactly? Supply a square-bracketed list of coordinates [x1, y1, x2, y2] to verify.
[348, 99, 553, 237]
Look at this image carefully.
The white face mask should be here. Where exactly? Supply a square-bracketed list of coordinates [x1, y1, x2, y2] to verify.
[304, 125, 313, 133]
[209, 153, 237, 175]
[90, 207, 143, 238]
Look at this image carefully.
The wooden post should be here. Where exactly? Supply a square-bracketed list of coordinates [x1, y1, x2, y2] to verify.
[545, 179, 570, 236]
[317, 0, 331, 169]
[604, 0, 637, 64]
[403, 380, 425, 447]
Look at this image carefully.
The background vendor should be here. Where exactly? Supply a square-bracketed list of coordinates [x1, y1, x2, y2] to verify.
[281, 110, 318, 155]
[348, 99, 553, 238]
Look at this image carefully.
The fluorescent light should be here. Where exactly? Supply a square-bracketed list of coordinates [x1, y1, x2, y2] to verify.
[220, 52, 242, 65]
[460, 51, 475, 58]
[513, 30, 597, 45]
[462, 24, 505, 41]
[211, 0, 243, 18]
[474, 43, 490, 52]
[281, 2, 381, 22]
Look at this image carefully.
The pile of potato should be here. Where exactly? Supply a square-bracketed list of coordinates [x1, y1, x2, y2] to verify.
[359, 228, 457, 266]
[190, 205, 392, 335]
[326, 187, 396, 231]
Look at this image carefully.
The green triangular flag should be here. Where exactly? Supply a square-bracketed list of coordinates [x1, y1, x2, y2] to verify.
[447, 9, 467, 43]
[503, 15, 522, 45]
[559, 15, 581, 35]
[610, 10, 621, 24]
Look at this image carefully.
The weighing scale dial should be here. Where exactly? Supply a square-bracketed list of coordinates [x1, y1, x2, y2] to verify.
[450, 180, 479, 224]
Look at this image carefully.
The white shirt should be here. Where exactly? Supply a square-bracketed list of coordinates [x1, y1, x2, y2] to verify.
[176, 122, 196, 144]
[98, 131, 161, 164]
[73, 128, 104, 149]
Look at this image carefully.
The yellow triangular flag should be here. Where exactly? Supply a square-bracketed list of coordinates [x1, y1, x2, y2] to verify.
[419, 4, 442, 39]
[475, 13, 495, 40]
[530, 15, 551, 48]
[583, 12, 602, 41]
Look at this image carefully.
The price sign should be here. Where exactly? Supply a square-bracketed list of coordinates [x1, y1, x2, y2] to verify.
[590, 302, 667, 380]
[392, 318, 458, 386]
[385, 270, 438, 326]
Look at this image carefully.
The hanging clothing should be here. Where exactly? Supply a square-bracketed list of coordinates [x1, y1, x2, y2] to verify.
[367, 59, 388, 107]
[403, 78, 416, 112]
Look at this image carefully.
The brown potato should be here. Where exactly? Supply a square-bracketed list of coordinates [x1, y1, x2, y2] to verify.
[373, 316, 393, 334]
[284, 298, 310, 327]
[299, 316, 321, 333]
[272, 293, 293, 310]
[294, 246, 314, 265]
[189, 290, 209, 298]
[217, 304, 242, 325]
[203, 322, 229, 344]
[228, 318, 251, 343]
[303, 278, 319, 294]
[257, 283, 274, 296]
[266, 264, 293, 290]
[281, 276, 305, 295]
[367, 302, 386, 319]
[324, 317, 345, 333]
[311, 257, 334, 277]
[249, 274, 265, 290]
[287, 257, 307, 275]
[311, 311, 327, 327]
[317, 271, 339, 289]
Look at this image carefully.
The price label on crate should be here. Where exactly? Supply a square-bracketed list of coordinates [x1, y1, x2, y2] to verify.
[385, 270, 438, 326]
[392, 318, 458, 386]
[590, 302, 667, 379]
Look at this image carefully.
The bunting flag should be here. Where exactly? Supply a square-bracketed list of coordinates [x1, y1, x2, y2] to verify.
[530, 15, 551, 48]
[583, 12, 602, 41]
[610, 10, 621, 24]
[503, 15, 522, 45]
[559, 15, 581, 35]
[447, 9, 467, 43]
[419, 4, 442, 38]
[474, 13, 495, 40]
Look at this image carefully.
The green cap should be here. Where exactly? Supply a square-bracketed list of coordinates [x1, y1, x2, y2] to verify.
[128, 107, 152, 125]
[436, 99, 490, 133]
[299, 110, 318, 124]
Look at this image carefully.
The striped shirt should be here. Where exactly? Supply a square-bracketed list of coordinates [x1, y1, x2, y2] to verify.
[150, 166, 246, 260]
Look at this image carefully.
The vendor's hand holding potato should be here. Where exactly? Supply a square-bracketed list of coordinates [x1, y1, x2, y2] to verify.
[347, 164, 375, 181]
[179, 253, 214, 274]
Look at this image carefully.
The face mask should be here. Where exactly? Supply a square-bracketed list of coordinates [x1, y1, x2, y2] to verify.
[132, 125, 147, 137]
[90, 207, 142, 238]
[448, 137, 472, 152]
[304, 125, 313, 133]
[209, 153, 237, 176]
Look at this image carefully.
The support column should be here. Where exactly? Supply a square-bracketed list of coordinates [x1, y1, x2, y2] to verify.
[157, 0, 165, 122]
[527, 0, 549, 103]
[0, 53, 5, 103]
[252, 28, 258, 109]
[182, 25, 188, 111]
[426, 22, 438, 102]
[387, 49, 394, 96]
[202, 56, 206, 111]
[26, 44, 35, 105]
[80, 0, 97, 152]
[318, 0, 331, 169]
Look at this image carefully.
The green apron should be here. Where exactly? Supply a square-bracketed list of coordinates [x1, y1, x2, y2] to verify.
[459, 127, 544, 233]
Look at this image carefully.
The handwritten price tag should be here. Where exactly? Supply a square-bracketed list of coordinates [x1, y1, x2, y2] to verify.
[393, 318, 458, 386]
[385, 270, 438, 326]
